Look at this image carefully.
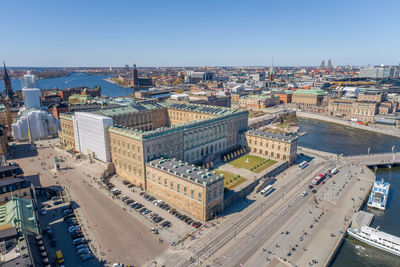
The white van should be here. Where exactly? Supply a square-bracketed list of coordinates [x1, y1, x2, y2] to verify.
[331, 168, 338, 174]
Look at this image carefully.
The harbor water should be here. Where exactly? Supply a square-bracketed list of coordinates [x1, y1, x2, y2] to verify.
[298, 118, 400, 267]
[0, 72, 133, 97]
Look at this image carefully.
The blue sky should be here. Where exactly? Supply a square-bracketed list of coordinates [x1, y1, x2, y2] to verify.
[1, 0, 399, 67]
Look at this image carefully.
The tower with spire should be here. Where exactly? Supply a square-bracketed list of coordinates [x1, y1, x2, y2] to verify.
[132, 63, 139, 87]
[269, 60, 275, 81]
[3, 61, 13, 100]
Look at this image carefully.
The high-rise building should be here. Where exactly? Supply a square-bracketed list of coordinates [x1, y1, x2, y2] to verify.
[359, 66, 399, 79]
[327, 59, 332, 69]
[2, 62, 13, 100]
[320, 60, 325, 69]
[124, 64, 129, 72]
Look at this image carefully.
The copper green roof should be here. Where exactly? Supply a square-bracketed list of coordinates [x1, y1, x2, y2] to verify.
[247, 94, 278, 99]
[293, 89, 327, 96]
[0, 197, 39, 236]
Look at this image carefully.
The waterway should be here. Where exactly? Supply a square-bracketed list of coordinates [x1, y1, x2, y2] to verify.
[0, 72, 133, 97]
[298, 118, 400, 267]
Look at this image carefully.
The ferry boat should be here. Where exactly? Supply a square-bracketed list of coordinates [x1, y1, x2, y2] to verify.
[347, 226, 400, 257]
[367, 180, 390, 210]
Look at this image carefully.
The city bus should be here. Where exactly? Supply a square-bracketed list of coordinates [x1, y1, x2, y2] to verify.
[298, 161, 308, 169]
[260, 185, 274, 196]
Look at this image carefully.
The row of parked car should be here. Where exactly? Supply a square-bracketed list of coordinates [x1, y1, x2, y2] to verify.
[139, 192, 202, 228]
[63, 205, 94, 262]
[130, 200, 172, 228]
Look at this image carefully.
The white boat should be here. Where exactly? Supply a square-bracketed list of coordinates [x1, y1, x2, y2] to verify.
[367, 180, 390, 210]
[347, 226, 400, 257]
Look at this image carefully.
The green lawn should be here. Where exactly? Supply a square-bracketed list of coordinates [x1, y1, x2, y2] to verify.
[229, 154, 276, 173]
[215, 170, 247, 190]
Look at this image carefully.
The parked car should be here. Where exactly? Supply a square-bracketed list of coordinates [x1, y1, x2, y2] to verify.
[125, 199, 134, 205]
[121, 196, 129, 201]
[53, 200, 63, 205]
[72, 238, 87, 245]
[76, 244, 89, 250]
[122, 180, 130, 185]
[193, 222, 202, 228]
[71, 233, 84, 239]
[40, 208, 47, 215]
[127, 184, 134, 188]
[81, 253, 94, 261]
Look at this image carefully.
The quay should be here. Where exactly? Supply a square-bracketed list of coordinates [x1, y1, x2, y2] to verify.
[296, 111, 400, 138]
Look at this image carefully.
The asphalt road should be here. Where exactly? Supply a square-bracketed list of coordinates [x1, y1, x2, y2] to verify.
[11, 141, 167, 266]
[177, 158, 329, 267]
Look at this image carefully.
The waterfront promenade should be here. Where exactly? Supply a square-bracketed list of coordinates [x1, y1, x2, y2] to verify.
[297, 111, 400, 138]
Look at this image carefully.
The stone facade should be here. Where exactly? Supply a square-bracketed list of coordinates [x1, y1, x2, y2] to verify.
[146, 158, 224, 221]
[292, 89, 327, 107]
[357, 92, 384, 103]
[242, 130, 298, 165]
[59, 114, 75, 149]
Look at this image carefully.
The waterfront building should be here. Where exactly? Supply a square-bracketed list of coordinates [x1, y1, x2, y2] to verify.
[146, 158, 224, 221]
[131, 64, 153, 87]
[292, 89, 327, 108]
[328, 99, 379, 123]
[351, 101, 378, 123]
[242, 130, 298, 165]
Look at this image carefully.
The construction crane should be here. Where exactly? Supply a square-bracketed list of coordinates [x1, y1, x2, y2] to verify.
[329, 81, 376, 97]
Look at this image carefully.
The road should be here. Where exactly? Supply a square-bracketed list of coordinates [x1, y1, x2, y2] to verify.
[11, 141, 167, 266]
[166, 156, 330, 267]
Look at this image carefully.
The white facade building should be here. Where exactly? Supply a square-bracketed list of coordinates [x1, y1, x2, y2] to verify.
[12, 108, 60, 141]
[73, 112, 113, 162]
[22, 71, 41, 109]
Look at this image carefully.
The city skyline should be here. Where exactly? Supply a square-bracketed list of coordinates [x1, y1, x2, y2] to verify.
[1, 0, 399, 67]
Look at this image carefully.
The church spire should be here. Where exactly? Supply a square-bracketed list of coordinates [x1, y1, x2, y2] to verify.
[2, 61, 13, 100]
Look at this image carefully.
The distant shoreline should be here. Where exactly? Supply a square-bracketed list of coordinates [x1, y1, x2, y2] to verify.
[297, 111, 400, 138]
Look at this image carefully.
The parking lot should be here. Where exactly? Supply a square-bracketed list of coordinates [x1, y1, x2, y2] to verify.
[106, 175, 204, 244]
[11, 140, 167, 266]
[37, 195, 100, 266]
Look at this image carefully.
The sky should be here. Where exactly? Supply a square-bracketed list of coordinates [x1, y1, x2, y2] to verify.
[1, 0, 399, 67]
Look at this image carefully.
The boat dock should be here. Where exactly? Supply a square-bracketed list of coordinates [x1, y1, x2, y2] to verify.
[351, 211, 374, 229]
